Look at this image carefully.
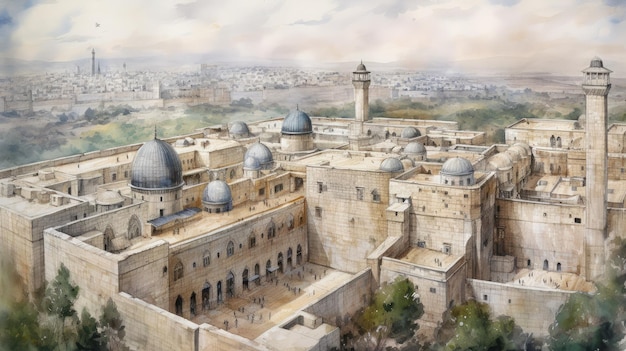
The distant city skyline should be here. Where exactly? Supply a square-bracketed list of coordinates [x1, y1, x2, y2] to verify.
[1, 0, 626, 75]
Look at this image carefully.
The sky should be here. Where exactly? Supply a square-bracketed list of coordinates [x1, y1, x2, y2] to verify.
[1, 0, 625, 75]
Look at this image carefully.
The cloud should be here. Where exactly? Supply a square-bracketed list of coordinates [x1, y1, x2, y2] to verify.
[290, 14, 332, 26]
[489, 0, 521, 6]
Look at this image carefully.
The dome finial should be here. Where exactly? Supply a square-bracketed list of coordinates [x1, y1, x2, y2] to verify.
[154, 125, 157, 139]
[296, 104, 299, 111]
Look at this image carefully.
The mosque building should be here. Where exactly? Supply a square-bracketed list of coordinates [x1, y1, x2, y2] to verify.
[0, 58, 621, 350]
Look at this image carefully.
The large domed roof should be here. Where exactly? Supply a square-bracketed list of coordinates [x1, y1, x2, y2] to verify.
[202, 180, 232, 205]
[401, 127, 421, 139]
[243, 156, 261, 170]
[404, 142, 426, 155]
[229, 121, 250, 136]
[380, 157, 404, 173]
[441, 157, 474, 176]
[130, 138, 183, 190]
[244, 143, 273, 166]
[281, 109, 312, 135]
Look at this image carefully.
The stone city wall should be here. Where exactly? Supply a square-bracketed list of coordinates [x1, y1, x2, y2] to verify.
[467, 279, 573, 337]
[496, 198, 585, 273]
[302, 268, 373, 329]
[198, 324, 267, 351]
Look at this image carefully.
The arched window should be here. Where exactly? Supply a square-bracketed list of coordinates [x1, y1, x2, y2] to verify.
[203, 251, 210, 267]
[287, 247, 293, 268]
[202, 283, 211, 310]
[287, 214, 294, 230]
[242, 268, 249, 290]
[175, 295, 183, 315]
[226, 272, 235, 298]
[543, 259, 549, 270]
[230, 169, 236, 179]
[190, 292, 196, 316]
[249, 234, 256, 249]
[267, 221, 276, 239]
[174, 261, 184, 281]
[277, 252, 284, 273]
[557, 262, 562, 271]
[227, 241, 235, 257]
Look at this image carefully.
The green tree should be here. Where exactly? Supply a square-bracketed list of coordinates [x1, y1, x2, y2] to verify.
[353, 277, 424, 351]
[43, 264, 79, 319]
[439, 300, 530, 351]
[548, 237, 626, 351]
[76, 308, 103, 351]
[99, 298, 129, 351]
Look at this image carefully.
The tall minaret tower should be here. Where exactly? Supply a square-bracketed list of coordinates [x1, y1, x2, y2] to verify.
[582, 57, 611, 280]
[91, 49, 95, 76]
[353, 61, 371, 124]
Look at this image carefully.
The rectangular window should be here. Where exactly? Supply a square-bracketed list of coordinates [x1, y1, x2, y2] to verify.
[443, 243, 451, 255]
[112, 173, 117, 181]
[249, 236, 256, 248]
[315, 206, 322, 218]
[317, 182, 323, 193]
[417, 240, 426, 248]
[356, 187, 364, 201]
[464, 194, 468, 198]
[274, 183, 284, 193]
[429, 287, 436, 293]
[259, 188, 265, 196]
[483, 294, 488, 301]
[574, 217, 581, 223]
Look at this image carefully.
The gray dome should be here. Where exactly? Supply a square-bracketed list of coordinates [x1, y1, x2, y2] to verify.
[590, 56, 604, 68]
[356, 62, 367, 71]
[401, 127, 421, 139]
[281, 110, 312, 135]
[380, 157, 404, 172]
[441, 157, 474, 176]
[230, 121, 250, 136]
[404, 142, 426, 155]
[244, 143, 273, 166]
[131, 138, 183, 190]
[202, 180, 232, 205]
[95, 190, 124, 206]
[243, 156, 261, 170]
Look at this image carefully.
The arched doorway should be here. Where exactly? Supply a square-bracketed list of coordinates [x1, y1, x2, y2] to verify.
[175, 295, 183, 315]
[226, 272, 235, 298]
[278, 252, 284, 273]
[103, 226, 114, 252]
[296, 245, 302, 265]
[543, 259, 549, 270]
[202, 282, 211, 310]
[217, 281, 223, 303]
[287, 247, 293, 269]
[127, 215, 141, 239]
[242, 268, 249, 290]
[266, 259, 272, 281]
[190, 292, 196, 316]
[254, 263, 261, 286]
[557, 262, 562, 271]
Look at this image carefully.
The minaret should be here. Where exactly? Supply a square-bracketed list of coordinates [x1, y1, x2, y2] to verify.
[352, 61, 371, 124]
[91, 49, 95, 76]
[582, 57, 611, 280]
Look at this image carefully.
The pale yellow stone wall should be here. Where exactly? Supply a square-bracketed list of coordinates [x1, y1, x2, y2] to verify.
[198, 324, 267, 351]
[468, 279, 573, 337]
[496, 199, 585, 273]
[167, 199, 307, 318]
[390, 173, 496, 280]
[380, 257, 466, 330]
[306, 166, 394, 272]
[302, 269, 372, 329]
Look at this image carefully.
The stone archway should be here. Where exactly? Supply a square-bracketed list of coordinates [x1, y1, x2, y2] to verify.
[242, 268, 249, 290]
[103, 225, 114, 252]
[202, 282, 211, 310]
[226, 272, 235, 298]
[175, 295, 183, 315]
[127, 215, 142, 239]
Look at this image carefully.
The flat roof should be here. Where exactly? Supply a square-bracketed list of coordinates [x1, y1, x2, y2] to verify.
[507, 118, 580, 131]
[396, 247, 464, 271]
[291, 150, 401, 172]
[0, 191, 83, 219]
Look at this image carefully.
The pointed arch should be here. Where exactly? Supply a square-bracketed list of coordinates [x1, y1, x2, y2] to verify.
[103, 225, 114, 252]
[127, 214, 142, 239]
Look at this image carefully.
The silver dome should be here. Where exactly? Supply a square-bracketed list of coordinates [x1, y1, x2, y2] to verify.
[404, 142, 426, 155]
[401, 127, 421, 139]
[281, 110, 312, 135]
[202, 180, 232, 205]
[243, 156, 261, 170]
[380, 157, 404, 172]
[356, 62, 367, 71]
[130, 138, 183, 190]
[441, 157, 474, 176]
[244, 143, 273, 166]
[229, 121, 250, 136]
